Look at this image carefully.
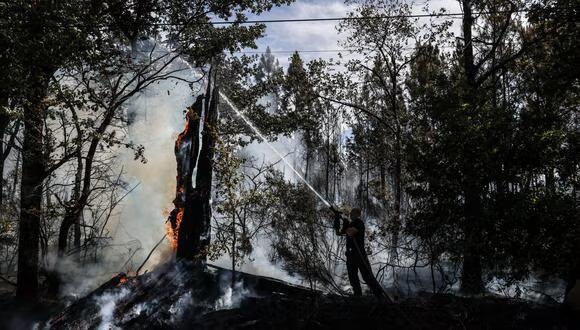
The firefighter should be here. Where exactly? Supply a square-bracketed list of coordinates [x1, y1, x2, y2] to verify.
[332, 207, 385, 297]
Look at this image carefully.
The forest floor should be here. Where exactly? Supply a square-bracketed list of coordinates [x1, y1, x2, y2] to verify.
[0, 263, 578, 330]
[191, 292, 578, 330]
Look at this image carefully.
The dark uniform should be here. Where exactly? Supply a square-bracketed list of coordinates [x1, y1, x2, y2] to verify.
[334, 213, 384, 297]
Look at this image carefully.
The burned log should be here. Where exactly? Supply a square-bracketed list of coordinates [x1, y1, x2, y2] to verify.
[168, 71, 219, 263]
[45, 260, 320, 330]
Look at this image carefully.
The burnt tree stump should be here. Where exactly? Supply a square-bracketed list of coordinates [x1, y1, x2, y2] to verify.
[169, 70, 219, 263]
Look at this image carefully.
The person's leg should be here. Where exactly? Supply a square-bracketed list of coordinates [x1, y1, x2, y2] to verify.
[346, 253, 362, 296]
[357, 253, 384, 297]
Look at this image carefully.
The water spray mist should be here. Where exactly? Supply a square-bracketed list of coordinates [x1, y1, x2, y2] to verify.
[219, 92, 332, 208]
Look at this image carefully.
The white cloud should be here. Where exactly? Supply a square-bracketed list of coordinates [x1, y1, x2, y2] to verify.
[242, 0, 461, 68]
[246, 0, 353, 67]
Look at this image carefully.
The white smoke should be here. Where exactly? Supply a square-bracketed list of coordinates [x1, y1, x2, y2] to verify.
[54, 252, 135, 301]
[212, 242, 301, 285]
[121, 302, 151, 323]
[110, 41, 200, 273]
[110, 53, 306, 283]
[96, 287, 130, 330]
[214, 272, 255, 310]
[169, 291, 194, 323]
[98, 40, 306, 287]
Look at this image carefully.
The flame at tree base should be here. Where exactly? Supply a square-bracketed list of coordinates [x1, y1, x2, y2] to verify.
[166, 208, 184, 251]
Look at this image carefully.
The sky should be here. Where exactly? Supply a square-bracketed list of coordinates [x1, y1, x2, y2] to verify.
[242, 0, 461, 67]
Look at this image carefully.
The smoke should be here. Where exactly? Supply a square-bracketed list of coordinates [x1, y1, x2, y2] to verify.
[487, 276, 566, 303]
[53, 252, 134, 301]
[214, 272, 255, 310]
[169, 291, 194, 323]
[112, 59, 307, 283]
[212, 242, 301, 285]
[83, 39, 308, 294]
[96, 287, 130, 330]
[109, 41, 199, 273]
[49, 45, 197, 299]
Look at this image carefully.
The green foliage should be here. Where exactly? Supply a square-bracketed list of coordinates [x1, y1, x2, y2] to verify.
[403, 2, 579, 288]
[266, 172, 340, 288]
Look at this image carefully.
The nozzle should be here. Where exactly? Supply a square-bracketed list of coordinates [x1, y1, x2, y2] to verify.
[329, 205, 342, 215]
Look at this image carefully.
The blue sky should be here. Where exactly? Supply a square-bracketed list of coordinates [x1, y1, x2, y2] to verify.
[243, 0, 461, 67]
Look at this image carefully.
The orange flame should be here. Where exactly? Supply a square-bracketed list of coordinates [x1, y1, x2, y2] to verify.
[116, 274, 128, 287]
[175, 115, 190, 149]
[166, 207, 184, 251]
[165, 110, 192, 252]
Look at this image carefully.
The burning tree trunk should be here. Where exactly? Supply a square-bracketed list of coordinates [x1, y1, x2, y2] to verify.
[168, 72, 219, 263]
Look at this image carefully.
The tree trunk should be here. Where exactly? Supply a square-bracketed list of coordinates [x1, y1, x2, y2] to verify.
[325, 141, 330, 199]
[191, 80, 219, 261]
[174, 71, 219, 262]
[57, 145, 83, 257]
[389, 58, 402, 262]
[0, 97, 8, 210]
[304, 133, 311, 181]
[58, 208, 81, 257]
[171, 94, 203, 259]
[460, 0, 484, 294]
[462, 185, 484, 294]
[391, 136, 402, 260]
[546, 168, 555, 194]
[17, 73, 49, 302]
[58, 102, 115, 258]
[231, 211, 237, 289]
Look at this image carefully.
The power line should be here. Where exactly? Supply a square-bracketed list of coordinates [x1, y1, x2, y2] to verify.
[236, 45, 456, 55]
[0, 8, 541, 28]
[156, 9, 533, 26]
[238, 49, 354, 54]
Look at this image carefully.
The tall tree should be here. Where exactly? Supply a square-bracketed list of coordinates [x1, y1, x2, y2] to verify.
[8, 0, 110, 302]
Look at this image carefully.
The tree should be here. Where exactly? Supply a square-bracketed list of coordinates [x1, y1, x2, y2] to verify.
[329, 0, 426, 269]
[7, 1, 114, 302]
[405, 0, 579, 295]
[4, 0, 295, 302]
[255, 46, 282, 83]
[280, 53, 321, 181]
[267, 172, 343, 292]
[211, 152, 279, 287]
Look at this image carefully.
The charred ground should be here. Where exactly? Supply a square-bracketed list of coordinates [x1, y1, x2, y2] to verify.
[1, 261, 577, 330]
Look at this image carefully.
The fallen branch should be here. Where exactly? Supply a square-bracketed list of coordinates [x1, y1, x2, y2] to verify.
[120, 247, 142, 273]
[136, 234, 166, 275]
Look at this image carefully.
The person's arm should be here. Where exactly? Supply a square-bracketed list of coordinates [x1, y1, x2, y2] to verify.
[332, 208, 347, 236]
[335, 215, 349, 236]
[339, 218, 349, 236]
[346, 219, 364, 237]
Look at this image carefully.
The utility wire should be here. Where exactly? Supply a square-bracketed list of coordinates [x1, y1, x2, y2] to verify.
[238, 49, 356, 54]
[196, 9, 533, 25]
[0, 8, 549, 28]
[235, 45, 457, 55]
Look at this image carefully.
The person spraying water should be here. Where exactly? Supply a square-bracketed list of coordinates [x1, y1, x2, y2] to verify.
[332, 207, 388, 299]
